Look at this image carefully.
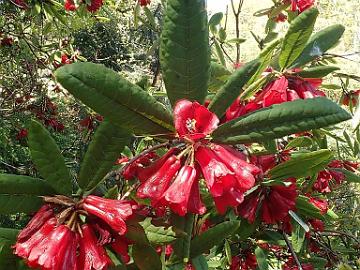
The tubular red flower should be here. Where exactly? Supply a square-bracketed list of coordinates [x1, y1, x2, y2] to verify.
[309, 197, 328, 214]
[262, 76, 289, 107]
[111, 236, 131, 264]
[86, 0, 103, 12]
[78, 224, 112, 270]
[237, 191, 261, 223]
[195, 146, 238, 197]
[27, 225, 77, 270]
[83, 196, 134, 235]
[162, 165, 199, 216]
[261, 180, 297, 224]
[122, 151, 158, 180]
[64, 0, 76, 11]
[309, 219, 324, 232]
[210, 144, 260, 191]
[250, 154, 277, 174]
[187, 178, 207, 215]
[14, 217, 57, 259]
[213, 188, 245, 214]
[136, 148, 178, 182]
[174, 100, 219, 141]
[17, 204, 54, 242]
[137, 155, 181, 204]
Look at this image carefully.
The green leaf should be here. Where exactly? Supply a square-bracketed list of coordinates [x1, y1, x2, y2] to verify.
[208, 62, 231, 92]
[208, 60, 261, 118]
[78, 120, 131, 192]
[293, 66, 340, 78]
[140, 218, 177, 245]
[0, 228, 19, 242]
[170, 214, 194, 263]
[55, 63, 174, 135]
[331, 169, 360, 183]
[255, 247, 269, 270]
[296, 195, 324, 220]
[279, 8, 319, 69]
[0, 195, 42, 214]
[214, 39, 226, 66]
[191, 255, 208, 270]
[291, 24, 345, 68]
[269, 150, 333, 180]
[28, 120, 72, 195]
[160, 0, 210, 106]
[212, 97, 351, 144]
[291, 222, 305, 253]
[133, 244, 162, 270]
[285, 137, 313, 149]
[190, 220, 240, 258]
[246, 38, 282, 86]
[209, 12, 223, 26]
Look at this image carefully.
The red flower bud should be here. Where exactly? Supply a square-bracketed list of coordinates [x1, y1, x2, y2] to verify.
[78, 224, 112, 270]
[309, 197, 328, 214]
[162, 165, 199, 216]
[83, 196, 134, 235]
[111, 236, 132, 264]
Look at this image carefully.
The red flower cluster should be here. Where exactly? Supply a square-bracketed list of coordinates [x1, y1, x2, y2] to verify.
[64, 0, 103, 12]
[138, 0, 151, 6]
[314, 160, 358, 193]
[284, 0, 315, 13]
[283, 257, 314, 270]
[237, 178, 297, 224]
[124, 100, 260, 215]
[14, 196, 135, 269]
[16, 128, 28, 140]
[79, 114, 104, 130]
[230, 252, 257, 270]
[341, 90, 360, 107]
[225, 75, 324, 122]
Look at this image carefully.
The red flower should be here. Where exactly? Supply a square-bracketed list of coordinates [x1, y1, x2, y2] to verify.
[137, 155, 181, 205]
[26, 225, 77, 269]
[283, 257, 314, 270]
[16, 205, 54, 242]
[309, 197, 328, 214]
[250, 154, 277, 174]
[224, 98, 261, 122]
[80, 116, 94, 130]
[230, 252, 257, 270]
[14, 217, 57, 260]
[287, 0, 315, 13]
[1, 37, 14, 46]
[78, 224, 112, 270]
[275, 13, 287, 22]
[16, 128, 28, 140]
[195, 145, 259, 214]
[111, 236, 131, 264]
[174, 100, 219, 141]
[82, 196, 134, 235]
[61, 54, 72, 64]
[162, 165, 202, 216]
[138, 0, 151, 6]
[122, 151, 158, 180]
[87, 0, 103, 12]
[12, 0, 28, 9]
[64, 0, 76, 11]
[238, 179, 297, 224]
[309, 219, 324, 232]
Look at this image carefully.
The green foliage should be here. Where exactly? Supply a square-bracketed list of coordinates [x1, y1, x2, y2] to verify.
[212, 97, 351, 144]
[78, 120, 131, 192]
[28, 120, 72, 195]
[208, 60, 260, 118]
[160, 0, 210, 106]
[140, 218, 178, 245]
[279, 8, 319, 69]
[55, 62, 174, 135]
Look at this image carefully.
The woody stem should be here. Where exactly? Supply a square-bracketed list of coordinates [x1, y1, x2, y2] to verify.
[282, 230, 303, 270]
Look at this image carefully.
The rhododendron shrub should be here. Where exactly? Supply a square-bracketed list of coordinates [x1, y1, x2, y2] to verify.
[1, 0, 359, 269]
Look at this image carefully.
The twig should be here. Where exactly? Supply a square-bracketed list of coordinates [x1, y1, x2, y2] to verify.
[282, 231, 303, 270]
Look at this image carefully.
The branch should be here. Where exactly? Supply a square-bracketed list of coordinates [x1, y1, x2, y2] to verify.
[282, 231, 303, 270]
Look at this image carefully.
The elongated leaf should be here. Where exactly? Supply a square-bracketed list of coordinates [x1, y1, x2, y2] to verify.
[209, 62, 231, 92]
[28, 120, 72, 195]
[140, 218, 177, 245]
[0, 174, 55, 195]
[55, 63, 174, 135]
[293, 66, 339, 78]
[255, 247, 269, 270]
[208, 60, 261, 117]
[190, 220, 240, 258]
[78, 120, 131, 191]
[170, 214, 194, 263]
[285, 137, 313, 149]
[289, 210, 310, 232]
[291, 222, 305, 253]
[247, 38, 282, 86]
[133, 244, 161, 270]
[279, 8, 319, 69]
[192, 255, 208, 270]
[296, 195, 324, 220]
[212, 98, 351, 144]
[0, 195, 42, 214]
[290, 24, 345, 68]
[0, 228, 19, 242]
[269, 150, 333, 180]
[160, 0, 210, 106]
